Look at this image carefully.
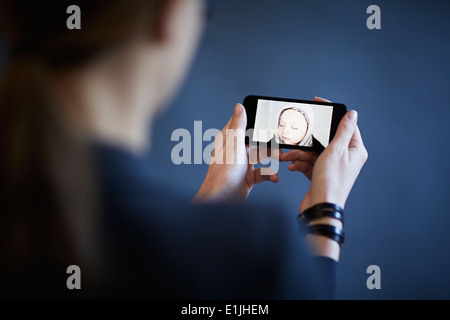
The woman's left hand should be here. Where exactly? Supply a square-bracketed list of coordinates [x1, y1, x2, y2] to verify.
[193, 103, 279, 203]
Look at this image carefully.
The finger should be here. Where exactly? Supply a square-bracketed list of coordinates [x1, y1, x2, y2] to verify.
[215, 116, 233, 151]
[329, 110, 357, 151]
[228, 103, 247, 132]
[288, 161, 313, 180]
[270, 148, 281, 160]
[219, 104, 245, 143]
[291, 161, 313, 180]
[280, 149, 317, 162]
[314, 96, 332, 103]
[248, 145, 280, 164]
[253, 167, 279, 184]
[279, 149, 318, 162]
[221, 116, 233, 133]
[223, 104, 247, 163]
[288, 160, 313, 172]
[349, 125, 368, 161]
[225, 104, 246, 145]
[349, 124, 364, 150]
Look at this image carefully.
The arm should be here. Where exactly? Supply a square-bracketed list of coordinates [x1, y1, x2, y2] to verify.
[279, 97, 368, 261]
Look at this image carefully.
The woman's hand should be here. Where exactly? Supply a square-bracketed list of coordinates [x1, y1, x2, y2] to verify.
[279, 97, 368, 212]
[193, 103, 279, 203]
[279, 97, 368, 261]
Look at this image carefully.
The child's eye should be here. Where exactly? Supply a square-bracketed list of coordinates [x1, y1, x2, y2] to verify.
[291, 126, 298, 130]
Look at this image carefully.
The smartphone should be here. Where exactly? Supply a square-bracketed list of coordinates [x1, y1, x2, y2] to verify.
[243, 95, 347, 152]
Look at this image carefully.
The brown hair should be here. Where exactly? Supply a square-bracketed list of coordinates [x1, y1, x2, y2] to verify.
[0, 0, 164, 297]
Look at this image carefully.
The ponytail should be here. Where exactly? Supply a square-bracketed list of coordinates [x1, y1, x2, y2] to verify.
[0, 58, 101, 297]
[0, 0, 167, 297]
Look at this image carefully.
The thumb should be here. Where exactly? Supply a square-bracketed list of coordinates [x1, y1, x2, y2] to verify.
[229, 103, 247, 131]
[329, 110, 358, 151]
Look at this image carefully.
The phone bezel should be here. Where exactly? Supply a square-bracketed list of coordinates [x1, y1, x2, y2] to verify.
[243, 95, 348, 152]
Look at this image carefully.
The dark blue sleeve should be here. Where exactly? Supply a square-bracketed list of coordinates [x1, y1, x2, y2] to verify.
[313, 256, 338, 299]
[95, 143, 339, 299]
[102, 199, 339, 299]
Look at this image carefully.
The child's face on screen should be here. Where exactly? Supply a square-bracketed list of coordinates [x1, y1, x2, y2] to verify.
[278, 109, 308, 145]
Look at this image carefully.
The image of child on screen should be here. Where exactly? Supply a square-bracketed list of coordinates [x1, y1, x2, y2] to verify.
[276, 105, 317, 146]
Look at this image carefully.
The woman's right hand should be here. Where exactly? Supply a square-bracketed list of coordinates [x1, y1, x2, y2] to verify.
[279, 98, 368, 213]
[279, 97, 367, 260]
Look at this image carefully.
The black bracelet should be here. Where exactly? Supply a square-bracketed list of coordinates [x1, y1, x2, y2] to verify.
[298, 210, 344, 225]
[304, 202, 344, 214]
[307, 224, 345, 247]
[297, 202, 344, 225]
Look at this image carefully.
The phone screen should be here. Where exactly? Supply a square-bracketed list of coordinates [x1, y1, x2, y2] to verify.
[252, 98, 334, 149]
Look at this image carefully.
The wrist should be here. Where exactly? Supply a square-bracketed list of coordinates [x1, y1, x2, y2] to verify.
[194, 184, 220, 203]
[300, 202, 345, 261]
[310, 193, 346, 209]
[300, 202, 344, 228]
[194, 179, 244, 203]
[193, 178, 215, 202]
[307, 217, 343, 229]
[306, 234, 341, 261]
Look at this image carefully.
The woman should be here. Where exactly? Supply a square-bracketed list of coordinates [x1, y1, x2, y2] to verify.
[0, 0, 367, 298]
[276, 104, 324, 148]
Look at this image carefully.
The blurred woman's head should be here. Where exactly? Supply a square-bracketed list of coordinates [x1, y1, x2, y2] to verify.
[0, 0, 205, 132]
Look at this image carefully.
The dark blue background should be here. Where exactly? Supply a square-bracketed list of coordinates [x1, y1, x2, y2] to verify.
[1, 1, 450, 299]
[152, 0, 450, 299]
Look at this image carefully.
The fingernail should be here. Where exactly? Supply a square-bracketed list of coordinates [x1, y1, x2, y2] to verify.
[315, 96, 331, 102]
[234, 104, 243, 116]
[347, 110, 358, 123]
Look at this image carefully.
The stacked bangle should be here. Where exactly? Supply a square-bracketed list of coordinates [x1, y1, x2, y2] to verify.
[297, 202, 344, 225]
[298, 202, 345, 247]
[307, 224, 345, 247]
